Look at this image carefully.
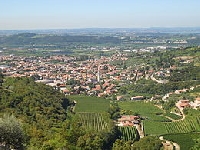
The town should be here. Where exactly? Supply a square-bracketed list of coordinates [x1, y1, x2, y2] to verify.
[1, 47, 199, 108]
[0, 31, 199, 150]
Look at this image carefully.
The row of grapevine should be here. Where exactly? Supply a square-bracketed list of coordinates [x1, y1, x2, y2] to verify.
[118, 126, 139, 141]
[77, 112, 110, 131]
[196, 116, 200, 125]
[164, 116, 200, 133]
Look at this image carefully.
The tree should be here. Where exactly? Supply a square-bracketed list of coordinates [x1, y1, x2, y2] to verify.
[131, 136, 162, 150]
[0, 70, 3, 86]
[112, 139, 133, 150]
[77, 133, 103, 150]
[0, 114, 25, 149]
[107, 102, 121, 120]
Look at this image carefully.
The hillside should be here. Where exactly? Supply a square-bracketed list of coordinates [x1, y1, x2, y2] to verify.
[0, 46, 199, 149]
[0, 77, 70, 148]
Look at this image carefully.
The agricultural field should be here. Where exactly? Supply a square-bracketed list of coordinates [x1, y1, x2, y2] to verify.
[163, 133, 200, 150]
[68, 95, 110, 113]
[164, 112, 182, 120]
[118, 101, 200, 137]
[76, 112, 112, 132]
[118, 101, 170, 136]
[118, 126, 139, 141]
[118, 101, 169, 121]
[164, 115, 200, 134]
[143, 121, 168, 136]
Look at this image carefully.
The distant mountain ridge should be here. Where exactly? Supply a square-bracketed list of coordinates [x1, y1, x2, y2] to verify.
[1, 27, 200, 35]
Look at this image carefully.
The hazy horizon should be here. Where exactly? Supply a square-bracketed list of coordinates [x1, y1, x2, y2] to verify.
[1, 0, 200, 30]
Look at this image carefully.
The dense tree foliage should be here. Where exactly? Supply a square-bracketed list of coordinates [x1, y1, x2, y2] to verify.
[113, 136, 162, 150]
[119, 62, 200, 96]
[0, 77, 119, 149]
[0, 114, 25, 149]
[107, 102, 121, 120]
[0, 77, 70, 148]
[170, 65, 200, 82]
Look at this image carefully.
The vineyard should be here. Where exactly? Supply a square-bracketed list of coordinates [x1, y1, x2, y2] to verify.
[165, 112, 182, 120]
[118, 126, 139, 141]
[76, 112, 111, 132]
[143, 121, 168, 135]
[164, 115, 200, 133]
[68, 95, 110, 113]
[118, 101, 168, 121]
[144, 113, 200, 135]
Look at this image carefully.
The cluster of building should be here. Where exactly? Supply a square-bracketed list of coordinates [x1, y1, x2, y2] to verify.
[1, 52, 199, 106]
[176, 97, 200, 111]
[163, 88, 200, 112]
[116, 115, 140, 126]
[0, 54, 147, 98]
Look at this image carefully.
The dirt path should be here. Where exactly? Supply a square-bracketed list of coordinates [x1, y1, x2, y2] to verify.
[135, 124, 144, 138]
[173, 142, 180, 150]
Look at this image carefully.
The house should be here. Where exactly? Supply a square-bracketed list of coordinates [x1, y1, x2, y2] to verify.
[116, 95, 124, 101]
[117, 115, 140, 126]
[176, 100, 190, 110]
[190, 97, 200, 109]
[174, 89, 188, 94]
[61, 89, 70, 95]
[194, 97, 200, 109]
[131, 96, 144, 100]
[98, 92, 106, 97]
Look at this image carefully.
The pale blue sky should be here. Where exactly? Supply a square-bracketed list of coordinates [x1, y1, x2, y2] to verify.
[0, 0, 199, 30]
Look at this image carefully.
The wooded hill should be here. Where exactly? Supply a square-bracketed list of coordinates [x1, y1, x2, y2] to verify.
[0, 33, 120, 46]
[0, 77, 70, 149]
[0, 76, 119, 149]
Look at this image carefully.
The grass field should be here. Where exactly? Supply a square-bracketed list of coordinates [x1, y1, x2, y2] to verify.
[68, 95, 110, 113]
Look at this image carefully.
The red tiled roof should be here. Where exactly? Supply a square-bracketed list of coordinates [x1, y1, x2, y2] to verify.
[196, 97, 200, 101]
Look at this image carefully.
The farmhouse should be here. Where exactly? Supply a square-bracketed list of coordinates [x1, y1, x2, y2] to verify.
[117, 115, 140, 126]
[130, 96, 144, 100]
[190, 97, 200, 110]
[194, 97, 200, 109]
[174, 89, 189, 94]
[116, 95, 124, 101]
[175, 99, 190, 110]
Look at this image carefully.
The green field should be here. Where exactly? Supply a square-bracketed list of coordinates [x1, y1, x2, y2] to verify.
[164, 115, 200, 134]
[165, 112, 182, 120]
[144, 121, 167, 136]
[163, 133, 200, 150]
[68, 95, 110, 112]
[118, 101, 170, 136]
[118, 101, 169, 121]
[119, 101, 200, 136]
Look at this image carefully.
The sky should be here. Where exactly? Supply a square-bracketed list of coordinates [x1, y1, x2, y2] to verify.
[0, 0, 200, 30]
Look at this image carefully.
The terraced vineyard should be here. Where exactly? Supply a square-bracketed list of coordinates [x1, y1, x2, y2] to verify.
[76, 112, 111, 131]
[118, 126, 139, 141]
[164, 116, 200, 133]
